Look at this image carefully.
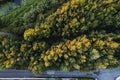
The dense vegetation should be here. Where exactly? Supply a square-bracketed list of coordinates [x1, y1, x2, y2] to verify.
[0, 0, 120, 74]
[0, 0, 67, 35]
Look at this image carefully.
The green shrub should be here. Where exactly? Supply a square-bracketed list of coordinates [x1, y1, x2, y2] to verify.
[0, 0, 67, 35]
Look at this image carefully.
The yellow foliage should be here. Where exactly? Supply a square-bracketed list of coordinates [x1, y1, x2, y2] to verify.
[10, 51, 15, 56]
[33, 61, 37, 65]
[58, 53, 62, 57]
[71, 18, 78, 24]
[45, 61, 50, 67]
[24, 28, 35, 41]
[71, 0, 85, 5]
[41, 54, 44, 59]
[4, 58, 14, 68]
[2, 38, 8, 46]
[109, 42, 119, 48]
[92, 38, 96, 41]
[95, 62, 107, 69]
[95, 40, 105, 48]
[91, 49, 100, 60]
[79, 0, 85, 5]
[5, 54, 11, 59]
[80, 35, 87, 42]
[33, 66, 38, 71]
[50, 50, 55, 57]
[106, 41, 119, 49]
[104, 0, 113, 3]
[80, 55, 86, 60]
[84, 42, 91, 48]
[73, 64, 80, 69]
[55, 48, 63, 54]
[64, 54, 69, 59]
[92, 2, 97, 9]
[69, 45, 76, 51]
[40, 35, 119, 70]
[108, 37, 113, 41]
[60, 4, 69, 14]
[107, 55, 113, 59]
[54, 55, 58, 61]
[30, 57, 34, 61]
[80, 17, 85, 23]
[10, 58, 14, 64]
[102, 50, 107, 54]
[33, 42, 38, 51]
[69, 18, 80, 28]
[47, 55, 52, 60]
[0, 53, 3, 58]
[17, 58, 20, 61]
[92, 49, 98, 53]
[20, 44, 27, 52]
[81, 59, 86, 63]
[44, 56, 48, 61]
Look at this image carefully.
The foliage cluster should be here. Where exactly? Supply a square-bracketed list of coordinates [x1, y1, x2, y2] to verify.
[0, 0, 120, 74]
[24, 0, 120, 41]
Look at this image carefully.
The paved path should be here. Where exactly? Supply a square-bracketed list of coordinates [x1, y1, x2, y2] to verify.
[0, 32, 23, 40]
[0, 32, 13, 36]
[94, 68, 120, 80]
